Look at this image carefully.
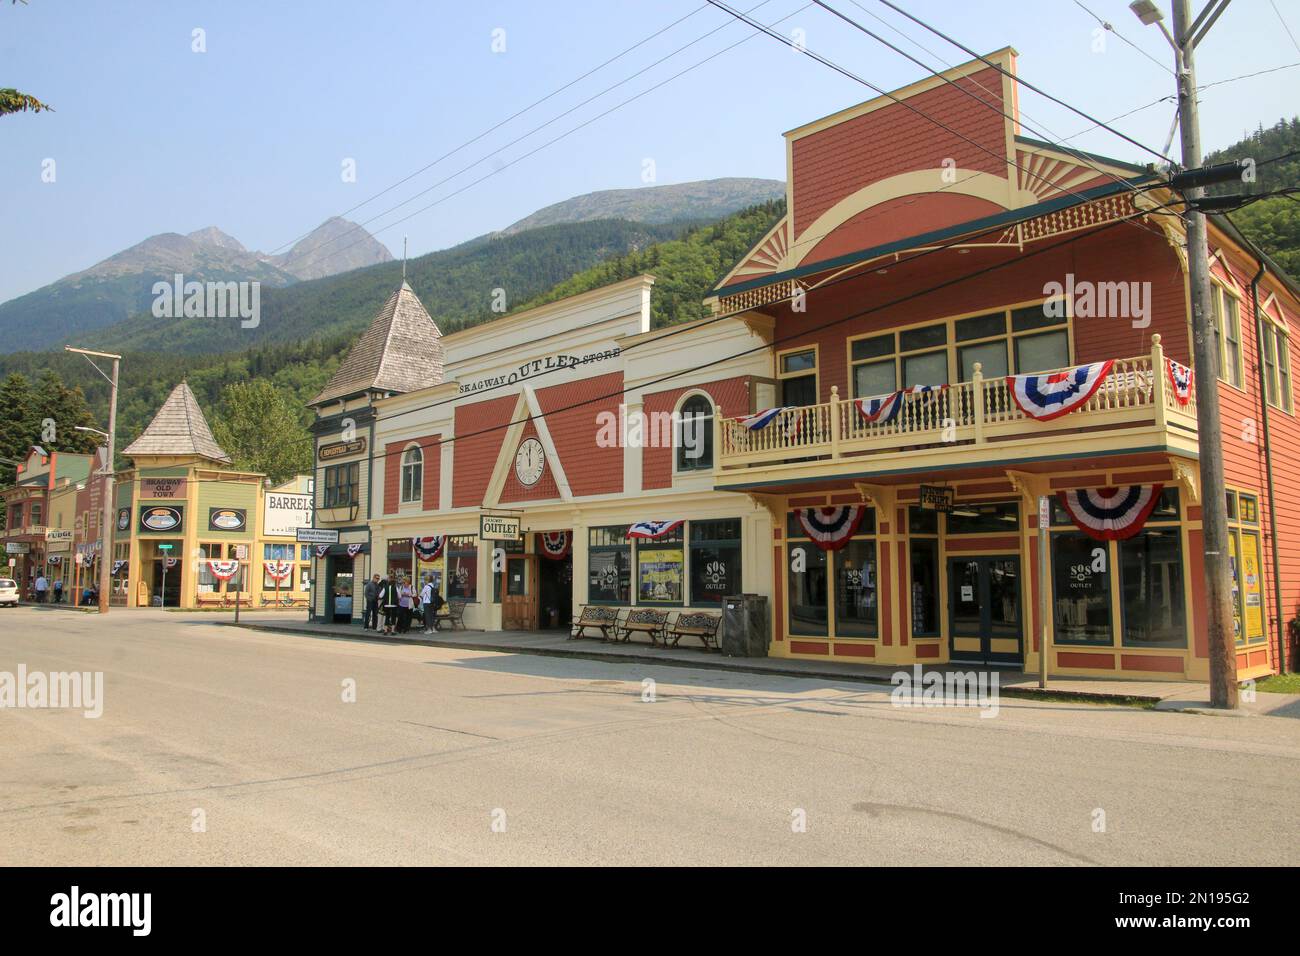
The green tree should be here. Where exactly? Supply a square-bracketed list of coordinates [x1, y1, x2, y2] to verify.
[32, 369, 101, 456]
[210, 380, 313, 485]
[1229, 195, 1300, 277]
[0, 372, 37, 484]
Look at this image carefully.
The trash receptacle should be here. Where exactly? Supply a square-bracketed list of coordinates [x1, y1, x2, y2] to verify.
[722, 593, 770, 657]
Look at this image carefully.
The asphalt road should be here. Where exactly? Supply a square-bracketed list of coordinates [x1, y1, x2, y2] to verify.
[1, 607, 1296, 866]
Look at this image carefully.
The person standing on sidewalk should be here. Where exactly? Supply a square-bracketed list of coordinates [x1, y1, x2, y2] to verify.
[420, 575, 443, 634]
[380, 572, 399, 635]
[34, 573, 48, 604]
[362, 574, 380, 631]
[396, 576, 414, 634]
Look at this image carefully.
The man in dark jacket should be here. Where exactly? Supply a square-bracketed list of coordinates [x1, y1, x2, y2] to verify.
[378, 572, 399, 635]
[362, 574, 380, 630]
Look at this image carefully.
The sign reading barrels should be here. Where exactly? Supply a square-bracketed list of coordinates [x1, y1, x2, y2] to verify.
[139, 505, 184, 533]
[318, 437, 367, 462]
[208, 507, 247, 532]
[479, 513, 521, 541]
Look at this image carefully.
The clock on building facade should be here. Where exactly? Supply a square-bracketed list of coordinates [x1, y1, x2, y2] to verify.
[514, 437, 545, 487]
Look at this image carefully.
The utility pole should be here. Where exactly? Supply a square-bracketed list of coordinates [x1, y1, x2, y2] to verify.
[66, 347, 121, 616]
[1133, 0, 1237, 707]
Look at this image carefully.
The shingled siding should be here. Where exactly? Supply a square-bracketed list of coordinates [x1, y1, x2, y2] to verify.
[452, 394, 518, 509]
[534, 371, 625, 498]
[641, 375, 751, 490]
[791, 66, 1009, 239]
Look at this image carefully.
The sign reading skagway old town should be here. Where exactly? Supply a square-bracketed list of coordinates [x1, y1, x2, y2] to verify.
[479, 514, 522, 541]
[140, 477, 187, 499]
[457, 347, 620, 394]
[318, 438, 367, 462]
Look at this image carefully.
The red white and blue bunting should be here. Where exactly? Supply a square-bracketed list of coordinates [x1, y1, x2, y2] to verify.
[538, 531, 571, 559]
[627, 520, 684, 540]
[314, 545, 330, 559]
[853, 392, 904, 425]
[207, 559, 241, 581]
[1166, 358, 1193, 406]
[347, 543, 365, 558]
[111, 560, 127, 575]
[46, 555, 62, 566]
[412, 536, 445, 561]
[1007, 360, 1113, 421]
[264, 560, 294, 583]
[739, 407, 803, 440]
[796, 506, 867, 551]
[1058, 484, 1165, 541]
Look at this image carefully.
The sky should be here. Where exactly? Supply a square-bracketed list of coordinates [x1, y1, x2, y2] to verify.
[2, 0, 1298, 305]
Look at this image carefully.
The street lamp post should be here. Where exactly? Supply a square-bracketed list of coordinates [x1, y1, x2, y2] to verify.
[1130, 0, 1238, 707]
[65, 347, 121, 616]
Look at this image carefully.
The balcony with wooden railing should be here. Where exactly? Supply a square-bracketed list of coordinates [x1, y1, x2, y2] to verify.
[715, 334, 1198, 485]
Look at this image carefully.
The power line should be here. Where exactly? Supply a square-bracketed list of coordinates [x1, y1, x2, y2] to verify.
[267, 3, 714, 255]
[1071, 0, 1178, 77]
[285, 0, 790, 271]
[873, 0, 1174, 164]
[1270, 0, 1300, 56]
[812, 0, 1163, 207]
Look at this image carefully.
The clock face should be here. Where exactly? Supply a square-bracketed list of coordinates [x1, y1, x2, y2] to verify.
[514, 438, 545, 487]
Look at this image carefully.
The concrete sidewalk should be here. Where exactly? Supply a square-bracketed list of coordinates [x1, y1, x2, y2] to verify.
[220, 611, 1300, 714]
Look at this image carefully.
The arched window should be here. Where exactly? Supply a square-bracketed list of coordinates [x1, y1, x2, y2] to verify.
[676, 394, 714, 472]
[400, 445, 423, 503]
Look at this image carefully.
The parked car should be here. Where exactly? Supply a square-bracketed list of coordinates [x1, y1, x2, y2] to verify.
[0, 578, 18, 608]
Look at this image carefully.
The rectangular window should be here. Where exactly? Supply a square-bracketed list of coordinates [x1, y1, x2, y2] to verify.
[636, 525, 683, 605]
[946, 501, 1019, 535]
[323, 462, 359, 508]
[909, 538, 940, 637]
[1051, 533, 1113, 645]
[689, 519, 741, 606]
[588, 526, 630, 604]
[446, 536, 477, 601]
[1119, 529, 1186, 647]
[787, 541, 828, 636]
[833, 538, 877, 637]
[902, 350, 947, 388]
[959, 340, 1008, 380]
[1014, 329, 1070, 373]
[1262, 322, 1293, 412]
[1212, 287, 1243, 387]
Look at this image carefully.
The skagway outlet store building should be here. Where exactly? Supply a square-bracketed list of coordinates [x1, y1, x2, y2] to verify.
[310, 50, 1299, 683]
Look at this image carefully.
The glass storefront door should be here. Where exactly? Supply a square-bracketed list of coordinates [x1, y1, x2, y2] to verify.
[947, 555, 1022, 665]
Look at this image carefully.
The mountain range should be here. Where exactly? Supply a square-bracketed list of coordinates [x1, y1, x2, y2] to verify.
[0, 177, 784, 355]
[0, 217, 393, 352]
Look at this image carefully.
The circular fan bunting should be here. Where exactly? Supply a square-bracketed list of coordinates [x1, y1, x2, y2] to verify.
[412, 536, 445, 561]
[1057, 484, 1165, 541]
[538, 531, 570, 559]
[796, 506, 866, 551]
[208, 559, 240, 580]
[264, 560, 294, 582]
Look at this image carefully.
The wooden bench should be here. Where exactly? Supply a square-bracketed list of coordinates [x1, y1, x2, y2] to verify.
[570, 605, 619, 641]
[616, 608, 669, 644]
[437, 599, 467, 630]
[667, 611, 722, 650]
[260, 594, 308, 608]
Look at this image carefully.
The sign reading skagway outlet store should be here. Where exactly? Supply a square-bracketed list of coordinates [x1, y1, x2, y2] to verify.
[479, 514, 522, 541]
[318, 438, 367, 461]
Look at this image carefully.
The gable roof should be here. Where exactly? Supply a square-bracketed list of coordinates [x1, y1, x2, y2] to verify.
[123, 381, 231, 463]
[311, 282, 445, 405]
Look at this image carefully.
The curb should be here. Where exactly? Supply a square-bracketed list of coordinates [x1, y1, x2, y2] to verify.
[226, 620, 1163, 706]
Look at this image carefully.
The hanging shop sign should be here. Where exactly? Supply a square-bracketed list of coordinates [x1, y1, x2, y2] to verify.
[208, 508, 247, 532]
[296, 527, 339, 544]
[263, 493, 314, 537]
[318, 438, 367, 462]
[917, 485, 955, 513]
[480, 514, 521, 541]
[44, 529, 73, 551]
[5, 542, 30, 554]
[140, 477, 188, 499]
[139, 505, 184, 533]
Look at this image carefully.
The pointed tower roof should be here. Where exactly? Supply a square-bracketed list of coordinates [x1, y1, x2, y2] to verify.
[311, 282, 445, 405]
[123, 382, 231, 464]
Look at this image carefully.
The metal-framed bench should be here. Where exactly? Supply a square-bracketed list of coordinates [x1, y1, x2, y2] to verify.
[616, 608, 669, 644]
[666, 611, 722, 650]
[437, 599, 468, 630]
[570, 605, 620, 641]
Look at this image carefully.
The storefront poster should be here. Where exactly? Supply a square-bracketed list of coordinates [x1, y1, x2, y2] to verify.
[638, 547, 682, 603]
[208, 508, 247, 532]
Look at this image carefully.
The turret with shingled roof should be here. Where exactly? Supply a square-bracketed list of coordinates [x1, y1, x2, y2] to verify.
[311, 281, 445, 405]
[123, 381, 231, 464]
